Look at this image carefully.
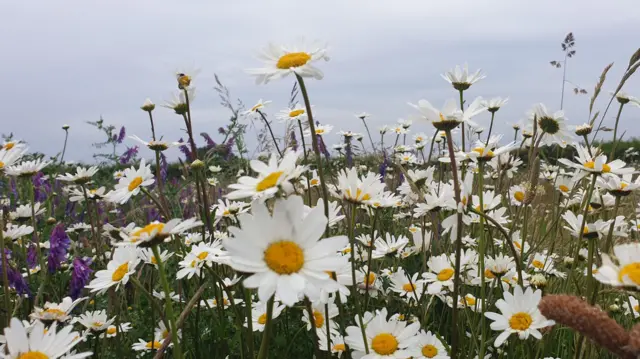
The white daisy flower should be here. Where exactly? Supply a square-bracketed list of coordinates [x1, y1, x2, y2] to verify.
[441, 63, 485, 90]
[4, 158, 50, 177]
[301, 299, 339, 332]
[57, 166, 99, 185]
[2, 224, 34, 241]
[226, 150, 306, 201]
[128, 135, 182, 152]
[75, 310, 115, 333]
[484, 286, 554, 347]
[210, 199, 250, 225]
[388, 268, 425, 302]
[100, 323, 132, 339]
[176, 241, 229, 280]
[85, 246, 140, 295]
[242, 99, 272, 117]
[335, 168, 386, 204]
[105, 159, 155, 204]
[276, 104, 309, 123]
[371, 234, 409, 259]
[558, 144, 634, 182]
[131, 338, 164, 352]
[0, 148, 27, 171]
[118, 218, 202, 247]
[137, 248, 173, 268]
[65, 186, 106, 203]
[246, 40, 329, 84]
[10, 203, 45, 221]
[595, 243, 640, 289]
[246, 301, 286, 332]
[422, 254, 456, 294]
[30, 297, 86, 323]
[223, 196, 348, 306]
[623, 296, 640, 318]
[305, 123, 333, 137]
[2, 318, 91, 358]
[344, 307, 420, 358]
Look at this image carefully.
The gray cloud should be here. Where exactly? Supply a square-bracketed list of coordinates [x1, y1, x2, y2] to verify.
[1, 0, 639, 162]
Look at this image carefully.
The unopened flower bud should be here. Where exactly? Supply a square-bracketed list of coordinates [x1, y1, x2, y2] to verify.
[62, 124, 70, 130]
[190, 159, 205, 170]
[575, 124, 593, 136]
[46, 217, 57, 225]
[141, 98, 155, 112]
[530, 274, 547, 288]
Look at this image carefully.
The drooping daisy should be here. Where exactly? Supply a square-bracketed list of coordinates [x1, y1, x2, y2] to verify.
[482, 97, 508, 113]
[242, 99, 272, 117]
[335, 168, 386, 204]
[344, 307, 421, 358]
[247, 301, 286, 332]
[30, 297, 86, 323]
[371, 234, 409, 259]
[484, 286, 554, 347]
[562, 210, 610, 239]
[65, 186, 106, 203]
[533, 103, 573, 145]
[105, 159, 155, 204]
[118, 218, 202, 247]
[128, 135, 182, 152]
[57, 166, 99, 185]
[4, 158, 50, 177]
[75, 310, 115, 333]
[2, 224, 34, 241]
[9, 203, 46, 221]
[598, 173, 639, 196]
[85, 246, 140, 294]
[223, 196, 348, 306]
[2, 318, 91, 359]
[441, 63, 486, 91]
[210, 199, 250, 225]
[226, 150, 306, 201]
[246, 40, 329, 84]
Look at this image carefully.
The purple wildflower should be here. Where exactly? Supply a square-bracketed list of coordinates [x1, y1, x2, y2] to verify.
[27, 244, 37, 269]
[32, 172, 51, 202]
[318, 134, 330, 159]
[47, 224, 71, 273]
[0, 250, 30, 297]
[218, 127, 226, 135]
[178, 138, 192, 161]
[200, 132, 216, 148]
[379, 152, 388, 181]
[116, 126, 126, 144]
[290, 130, 298, 151]
[69, 257, 93, 299]
[119, 146, 139, 165]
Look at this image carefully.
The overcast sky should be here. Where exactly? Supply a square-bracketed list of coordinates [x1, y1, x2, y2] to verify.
[2, 1, 640, 163]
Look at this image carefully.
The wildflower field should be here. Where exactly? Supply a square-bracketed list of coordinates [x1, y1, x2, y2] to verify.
[2, 36, 640, 359]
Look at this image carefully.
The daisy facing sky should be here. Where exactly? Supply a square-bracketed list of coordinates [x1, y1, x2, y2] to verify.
[246, 40, 329, 84]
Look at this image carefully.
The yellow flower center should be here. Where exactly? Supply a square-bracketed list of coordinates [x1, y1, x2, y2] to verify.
[112, 262, 129, 281]
[107, 327, 117, 335]
[17, 352, 48, 359]
[256, 171, 284, 192]
[145, 341, 162, 349]
[313, 311, 324, 328]
[484, 268, 496, 279]
[316, 128, 325, 134]
[438, 113, 446, 122]
[128, 176, 143, 192]
[264, 241, 305, 274]
[583, 161, 611, 173]
[162, 330, 169, 339]
[619, 263, 640, 285]
[250, 103, 263, 112]
[364, 272, 377, 286]
[509, 312, 533, 330]
[371, 333, 398, 355]
[514, 191, 525, 202]
[422, 344, 438, 358]
[0, 161, 4, 169]
[4, 143, 15, 150]
[44, 308, 65, 316]
[151, 256, 158, 265]
[289, 109, 305, 118]
[276, 52, 312, 69]
[131, 223, 165, 239]
[258, 313, 268, 325]
[437, 268, 454, 281]
[177, 74, 191, 88]
[310, 179, 319, 186]
[92, 321, 104, 328]
[532, 260, 544, 269]
[197, 252, 209, 261]
[634, 305, 640, 312]
[621, 182, 629, 190]
[345, 188, 371, 202]
[465, 296, 477, 306]
[514, 241, 522, 250]
[332, 343, 346, 352]
[559, 185, 569, 192]
[402, 283, 416, 292]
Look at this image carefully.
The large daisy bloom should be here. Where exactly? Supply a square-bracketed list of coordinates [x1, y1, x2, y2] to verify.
[4, 158, 50, 177]
[85, 246, 140, 294]
[595, 243, 640, 289]
[2, 318, 91, 358]
[106, 159, 155, 204]
[484, 286, 554, 347]
[345, 307, 420, 358]
[0, 148, 27, 172]
[226, 150, 305, 201]
[223, 196, 349, 306]
[246, 40, 329, 84]
[57, 166, 99, 185]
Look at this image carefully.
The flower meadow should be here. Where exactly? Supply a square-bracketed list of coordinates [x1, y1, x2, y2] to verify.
[2, 38, 640, 359]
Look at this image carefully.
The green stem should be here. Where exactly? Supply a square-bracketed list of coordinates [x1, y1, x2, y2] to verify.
[0, 218, 10, 327]
[151, 245, 183, 359]
[257, 109, 283, 157]
[609, 102, 625, 159]
[485, 112, 495, 147]
[257, 296, 275, 359]
[477, 162, 487, 359]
